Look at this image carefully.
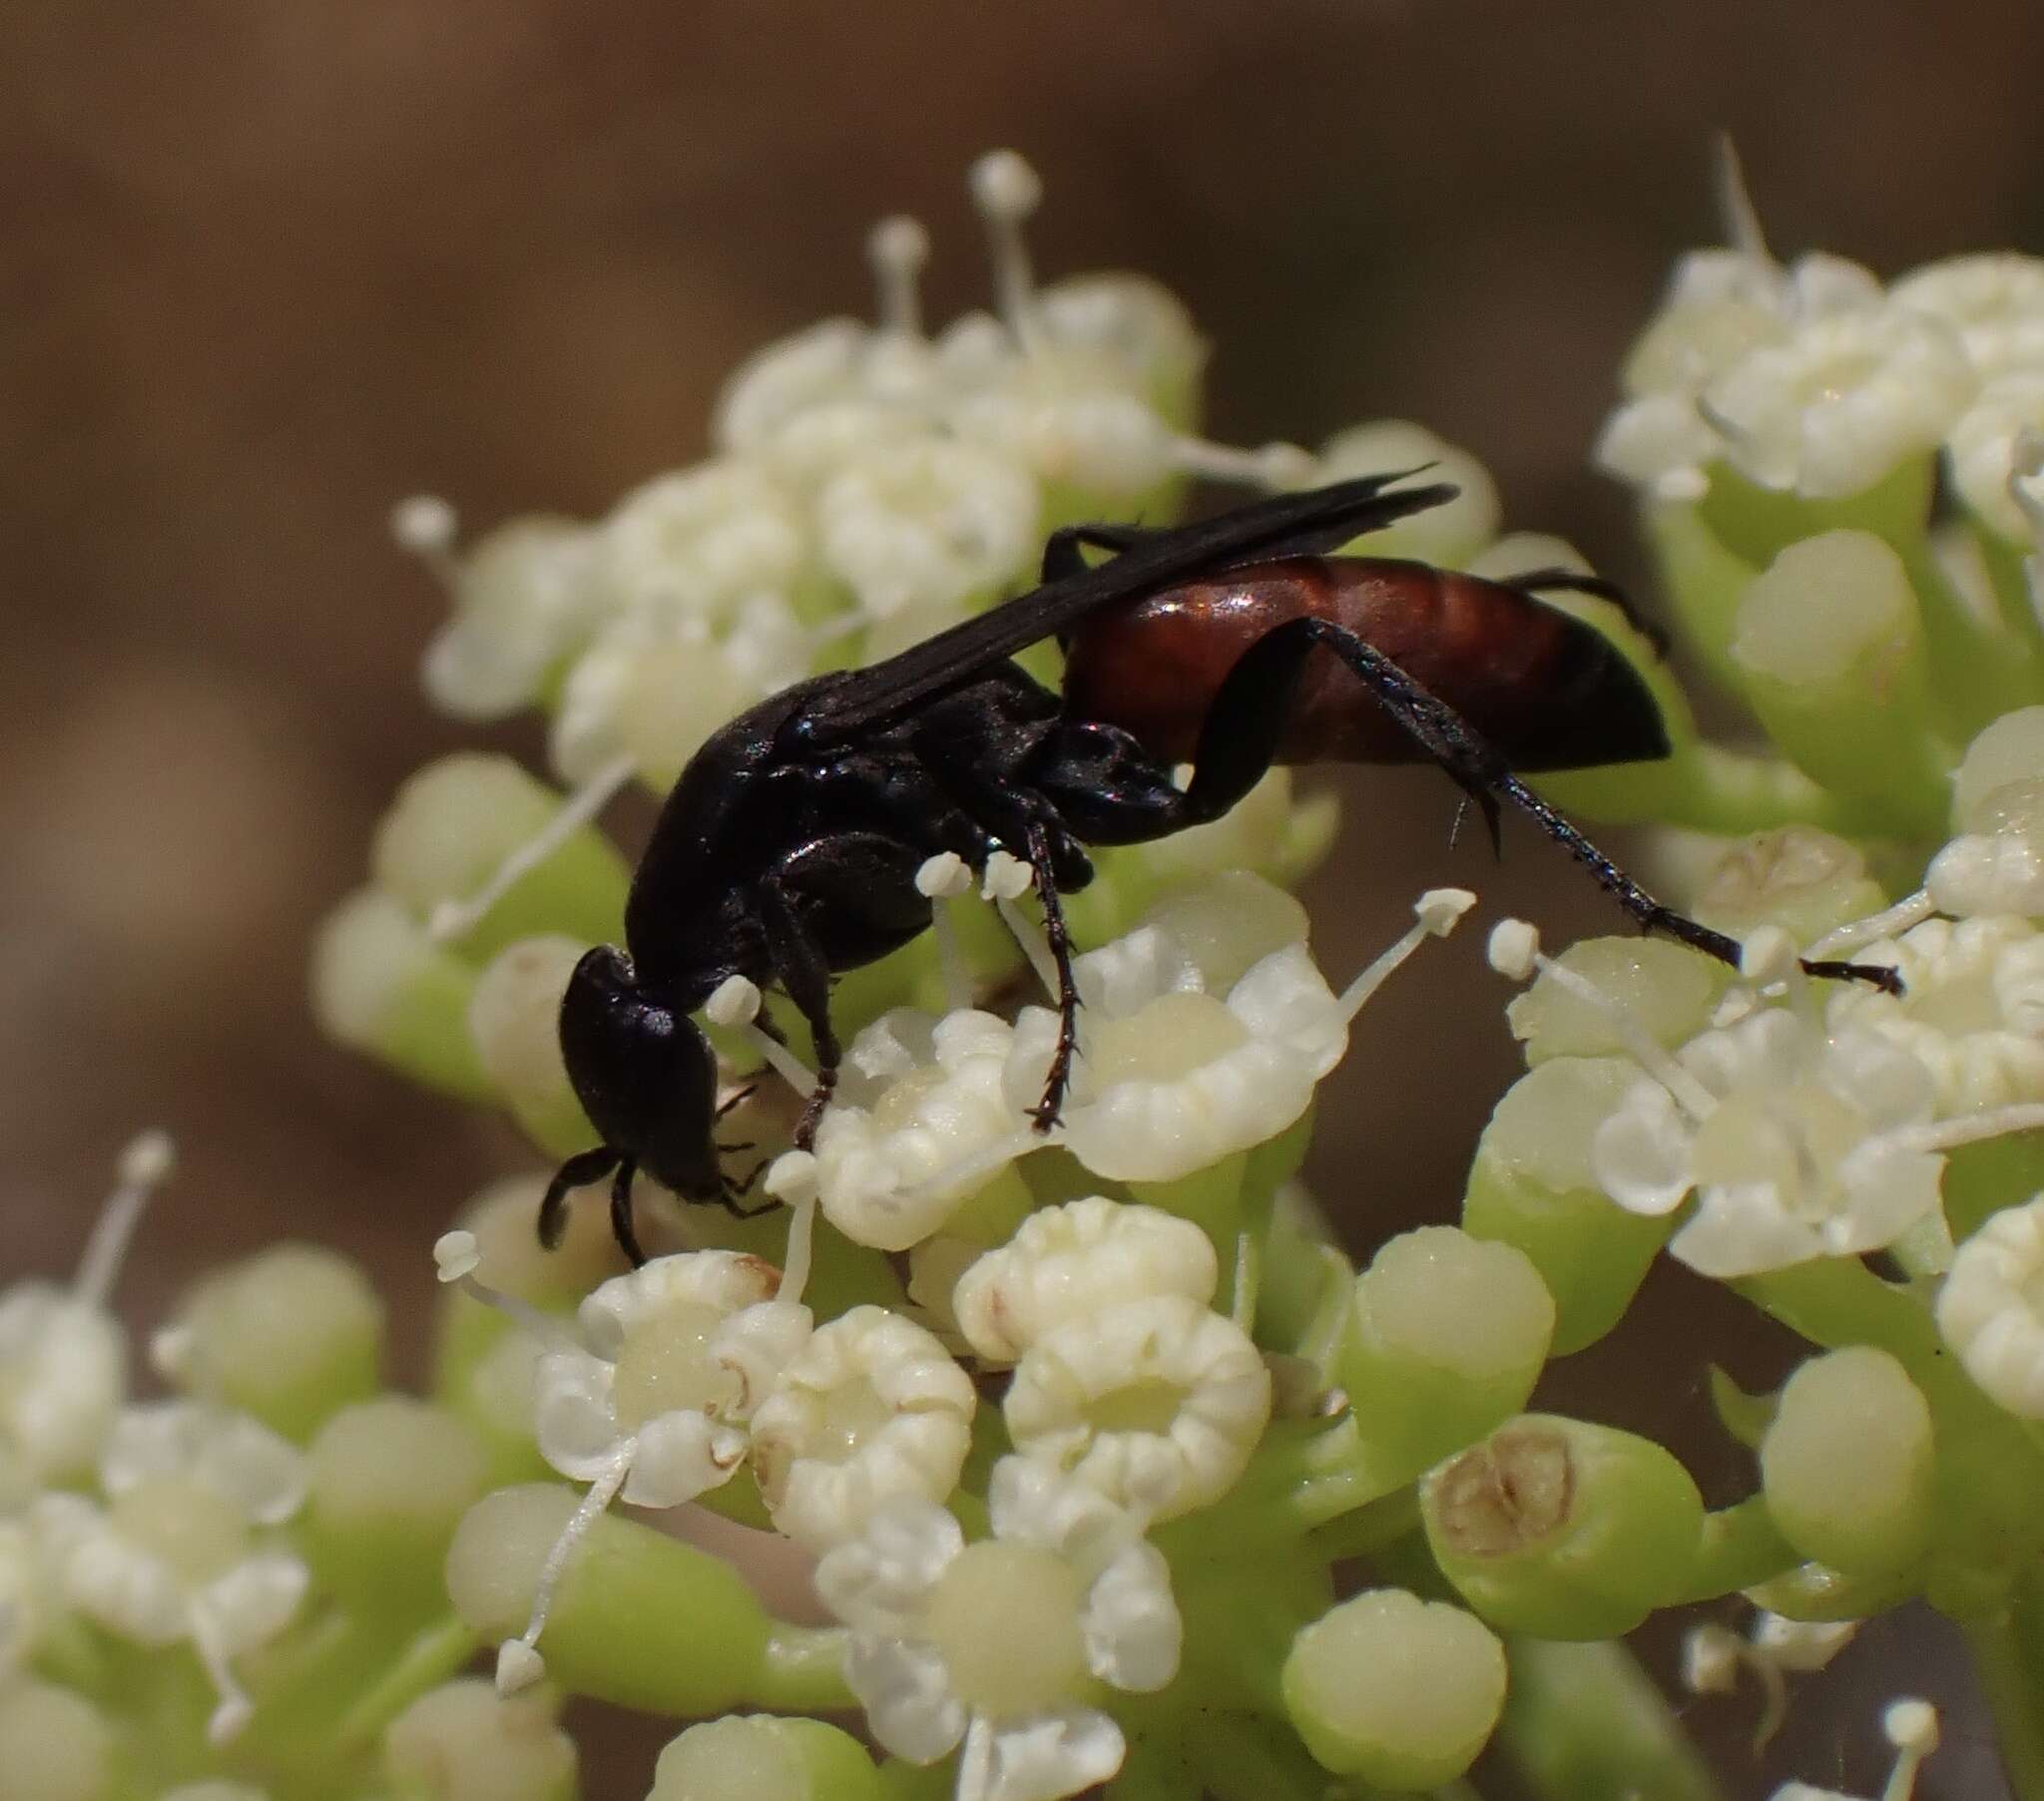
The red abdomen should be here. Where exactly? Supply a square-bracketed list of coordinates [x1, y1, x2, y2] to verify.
[1058, 557, 1666, 773]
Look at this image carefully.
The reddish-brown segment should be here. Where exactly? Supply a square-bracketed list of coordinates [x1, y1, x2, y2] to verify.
[1058, 556, 1666, 773]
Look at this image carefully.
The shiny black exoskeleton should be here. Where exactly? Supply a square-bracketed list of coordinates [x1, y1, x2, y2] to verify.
[545, 472, 1894, 1263]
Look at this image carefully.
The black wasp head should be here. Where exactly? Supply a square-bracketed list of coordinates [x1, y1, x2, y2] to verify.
[558, 945, 724, 1202]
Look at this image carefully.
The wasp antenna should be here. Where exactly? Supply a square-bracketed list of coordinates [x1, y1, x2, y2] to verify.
[868, 214, 931, 339]
[968, 149, 1043, 346]
[1712, 133, 1776, 269]
[389, 493, 461, 583]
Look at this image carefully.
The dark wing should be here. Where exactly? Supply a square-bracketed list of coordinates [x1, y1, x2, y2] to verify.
[793, 470, 1457, 744]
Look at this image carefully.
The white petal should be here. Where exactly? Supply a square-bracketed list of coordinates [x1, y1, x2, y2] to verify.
[1831, 1142, 1947, 1253]
[620, 1413, 747, 1509]
[101, 1402, 305, 1525]
[61, 1530, 188, 1644]
[531, 1349, 628, 1482]
[845, 1633, 968, 1763]
[1589, 1080, 1697, 1216]
[814, 1499, 963, 1634]
[194, 1553, 308, 1657]
[1081, 1543, 1181, 1691]
[977, 1707, 1126, 1801]
[1668, 1184, 1821, 1280]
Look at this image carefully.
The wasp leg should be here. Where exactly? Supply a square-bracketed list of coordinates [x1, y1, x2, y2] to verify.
[609, 1157, 649, 1268]
[538, 1145, 621, 1250]
[1180, 616, 1897, 993]
[1018, 817, 1085, 1131]
[1506, 567, 1670, 657]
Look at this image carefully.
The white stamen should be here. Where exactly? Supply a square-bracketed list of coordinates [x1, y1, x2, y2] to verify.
[1713, 134, 1776, 269]
[740, 1025, 818, 1100]
[1338, 889, 1476, 1023]
[705, 975, 765, 1028]
[917, 852, 972, 899]
[74, 1128, 176, 1311]
[969, 151, 1043, 344]
[189, 1599, 255, 1746]
[1490, 919, 1720, 1119]
[981, 849, 1033, 900]
[1881, 1699, 1938, 1801]
[432, 1232, 581, 1354]
[868, 216, 931, 339]
[765, 1149, 819, 1206]
[781, 1197, 817, 1309]
[503, 1441, 636, 1691]
[427, 755, 633, 945]
[1802, 891, 1936, 965]
[390, 493, 460, 567]
[1169, 437, 1320, 491]
[1859, 1101, 2044, 1161]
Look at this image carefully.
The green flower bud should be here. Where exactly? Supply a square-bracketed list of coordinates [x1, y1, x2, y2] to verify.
[382, 1678, 576, 1801]
[310, 890, 491, 1099]
[445, 1485, 771, 1714]
[1462, 1059, 1672, 1354]
[1761, 1347, 1934, 1576]
[1336, 1228, 1553, 1485]
[1951, 704, 2044, 829]
[1281, 1587, 1505, 1789]
[648, 1717, 886, 1801]
[467, 935, 596, 1155]
[1729, 533, 1946, 830]
[304, 1399, 491, 1611]
[1320, 420, 1500, 564]
[371, 753, 629, 960]
[1423, 1414, 1705, 1638]
[0, 1682, 113, 1801]
[1689, 827, 1889, 946]
[167, 1243, 383, 1441]
[1505, 938, 1722, 1066]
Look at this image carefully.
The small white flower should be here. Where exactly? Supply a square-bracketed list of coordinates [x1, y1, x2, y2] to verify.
[815, 1457, 1179, 1801]
[953, 1198, 1218, 1366]
[0, 1285, 124, 1494]
[1003, 922, 1345, 1185]
[534, 1250, 800, 1509]
[1591, 1009, 1945, 1279]
[812, 1009, 1032, 1252]
[599, 460, 812, 622]
[548, 588, 810, 784]
[37, 1402, 308, 1743]
[1703, 307, 1975, 499]
[1892, 253, 2044, 380]
[948, 357, 1179, 502]
[417, 516, 605, 721]
[1938, 1195, 2044, 1416]
[1004, 1294, 1271, 1520]
[1942, 370, 2044, 541]
[750, 1305, 976, 1551]
[1824, 916, 2044, 1115]
[816, 436, 1040, 628]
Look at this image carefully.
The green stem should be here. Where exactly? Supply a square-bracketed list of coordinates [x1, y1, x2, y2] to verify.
[1497, 1637, 1724, 1801]
[1964, 1605, 2044, 1801]
[748, 1623, 854, 1712]
[1668, 1496, 1799, 1604]
[332, 1614, 480, 1751]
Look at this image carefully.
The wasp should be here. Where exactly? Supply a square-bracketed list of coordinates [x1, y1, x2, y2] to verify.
[542, 472, 1891, 1262]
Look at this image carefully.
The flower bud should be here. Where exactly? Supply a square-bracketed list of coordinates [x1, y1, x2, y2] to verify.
[418, 515, 603, 722]
[0, 1683, 114, 1801]
[310, 890, 490, 1098]
[648, 1717, 886, 1801]
[383, 1678, 577, 1801]
[467, 935, 594, 1154]
[1319, 421, 1499, 564]
[371, 754, 629, 958]
[445, 1484, 769, 1713]
[1423, 1415, 1705, 1638]
[165, 1244, 383, 1442]
[303, 1398, 490, 1609]
[1462, 1059, 1673, 1353]
[1761, 1348, 1934, 1576]
[1282, 1588, 1506, 1789]
[1506, 939, 1722, 1066]
[1729, 534, 1943, 829]
[1336, 1228, 1553, 1485]
[1952, 705, 2044, 832]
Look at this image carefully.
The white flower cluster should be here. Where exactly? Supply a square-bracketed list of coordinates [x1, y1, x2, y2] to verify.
[397, 151, 1322, 804]
[0, 1136, 315, 1745]
[1596, 157, 2044, 536]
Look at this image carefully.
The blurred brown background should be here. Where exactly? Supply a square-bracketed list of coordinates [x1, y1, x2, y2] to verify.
[5, 3, 2040, 1794]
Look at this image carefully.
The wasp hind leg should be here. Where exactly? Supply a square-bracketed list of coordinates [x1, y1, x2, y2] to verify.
[538, 1145, 622, 1250]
